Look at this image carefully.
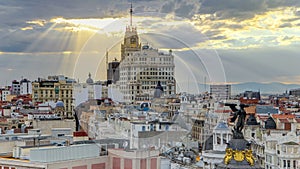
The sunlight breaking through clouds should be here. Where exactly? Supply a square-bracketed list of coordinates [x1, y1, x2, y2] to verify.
[192, 7, 300, 49]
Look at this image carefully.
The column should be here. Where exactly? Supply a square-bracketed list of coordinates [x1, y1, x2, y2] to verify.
[221, 133, 223, 145]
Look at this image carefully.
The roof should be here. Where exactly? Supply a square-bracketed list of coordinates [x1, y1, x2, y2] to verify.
[272, 114, 295, 119]
[214, 121, 230, 130]
[246, 114, 259, 125]
[244, 106, 256, 114]
[265, 116, 276, 129]
[214, 110, 232, 113]
[282, 141, 299, 145]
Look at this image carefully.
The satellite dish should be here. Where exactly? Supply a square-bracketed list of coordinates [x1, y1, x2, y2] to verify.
[123, 141, 128, 149]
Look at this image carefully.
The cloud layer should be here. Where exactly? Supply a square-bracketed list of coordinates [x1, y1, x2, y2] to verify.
[0, 0, 300, 86]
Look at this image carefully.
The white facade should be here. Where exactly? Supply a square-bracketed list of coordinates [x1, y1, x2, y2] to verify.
[179, 94, 202, 121]
[264, 128, 300, 169]
[118, 47, 176, 103]
[20, 79, 32, 95]
[130, 120, 186, 149]
[117, 25, 176, 103]
[73, 83, 102, 107]
[1, 90, 10, 101]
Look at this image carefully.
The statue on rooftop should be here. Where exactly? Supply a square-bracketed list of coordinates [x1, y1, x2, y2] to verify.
[225, 103, 249, 139]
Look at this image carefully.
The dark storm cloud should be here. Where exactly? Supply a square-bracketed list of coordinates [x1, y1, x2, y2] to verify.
[200, 0, 266, 13]
[265, 0, 300, 8]
[198, 0, 300, 20]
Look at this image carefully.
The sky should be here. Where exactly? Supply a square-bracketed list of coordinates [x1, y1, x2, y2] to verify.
[0, 0, 300, 90]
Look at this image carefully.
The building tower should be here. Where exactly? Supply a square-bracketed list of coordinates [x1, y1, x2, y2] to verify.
[107, 58, 120, 84]
[120, 3, 141, 61]
[202, 121, 231, 168]
[116, 4, 176, 103]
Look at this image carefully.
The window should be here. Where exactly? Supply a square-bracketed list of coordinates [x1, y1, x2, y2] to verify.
[165, 125, 169, 131]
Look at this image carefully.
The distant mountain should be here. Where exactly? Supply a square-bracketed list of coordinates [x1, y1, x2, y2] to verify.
[231, 82, 300, 94]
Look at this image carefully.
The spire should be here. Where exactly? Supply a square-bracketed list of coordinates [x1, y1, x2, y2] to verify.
[130, 2, 133, 27]
[106, 49, 108, 69]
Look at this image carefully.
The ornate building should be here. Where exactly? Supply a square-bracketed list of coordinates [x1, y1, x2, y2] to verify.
[32, 75, 76, 118]
[116, 6, 176, 103]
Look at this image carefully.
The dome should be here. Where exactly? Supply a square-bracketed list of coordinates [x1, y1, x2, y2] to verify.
[56, 101, 64, 108]
[214, 121, 230, 131]
[265, 116, 276, 129]
[86, 73, 94, 84]
[246, 114, 259, 125]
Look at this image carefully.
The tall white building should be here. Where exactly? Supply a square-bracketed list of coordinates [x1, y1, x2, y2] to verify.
[20, 78, 32, 95]
[116, 12, 176, 103]
[210, 84, 231, 101]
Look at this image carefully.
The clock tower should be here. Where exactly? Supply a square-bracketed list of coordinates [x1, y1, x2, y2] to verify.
[121, 3, 141, 61]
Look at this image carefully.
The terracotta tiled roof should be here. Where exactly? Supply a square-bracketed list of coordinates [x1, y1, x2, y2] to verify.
[245, 106, 256, 114]
[272, 114, 295, 119]
[257, 115, 269, 121]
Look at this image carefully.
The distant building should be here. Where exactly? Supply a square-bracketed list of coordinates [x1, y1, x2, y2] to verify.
[11, 80, 20, 95]
[242, 91, 261, 100]
[290, 88, 300, 97]
[20, 78, 32, 95]
[73, 73, 103, 107]
[240, 90, 261, 104]
[210, 84, 231, 101]
[0, 87, 10, 101]
[32, 75, 76, 118]
[107, 58, 120, 84]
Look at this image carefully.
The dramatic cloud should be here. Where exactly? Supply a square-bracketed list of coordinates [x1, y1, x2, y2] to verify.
[0, 0, 300, 86]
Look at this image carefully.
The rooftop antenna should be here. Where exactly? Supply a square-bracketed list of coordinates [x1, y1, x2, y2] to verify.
[106, 49, 108, 69]
[130, 1, 133, 27]
[106, 49, 109, 80]
[204, 76, 207, 92]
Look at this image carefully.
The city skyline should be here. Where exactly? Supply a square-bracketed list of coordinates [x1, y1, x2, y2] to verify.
[0, 0, 300, 89]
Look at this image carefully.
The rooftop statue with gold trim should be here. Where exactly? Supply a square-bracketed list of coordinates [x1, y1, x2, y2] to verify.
[223, 148, 255, 166]
[217, 103, 263, 168]
[245, 149, 255, 166]
[224, 148, 233, 165]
